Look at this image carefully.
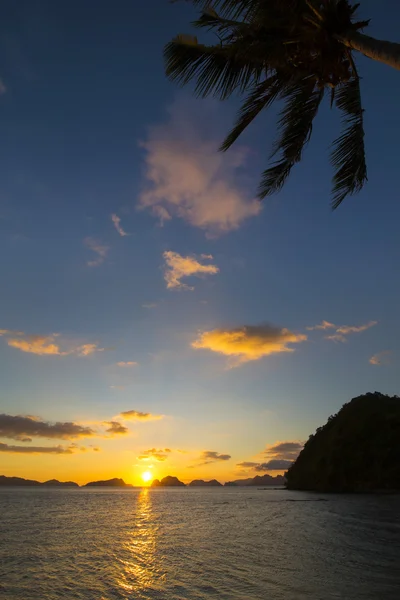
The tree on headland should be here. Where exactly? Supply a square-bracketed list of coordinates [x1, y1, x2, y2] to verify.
[285, 392, 400, 492]
[166, 1, 400, 207]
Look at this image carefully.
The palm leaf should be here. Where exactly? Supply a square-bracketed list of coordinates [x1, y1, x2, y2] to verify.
[220, 74, 289, 150]
[164, 36, 265, 99]
[331, 76, 367, 208]
[259, 79, 324, 197]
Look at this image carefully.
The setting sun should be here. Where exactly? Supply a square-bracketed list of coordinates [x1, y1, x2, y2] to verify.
[141, 471, 152, 483]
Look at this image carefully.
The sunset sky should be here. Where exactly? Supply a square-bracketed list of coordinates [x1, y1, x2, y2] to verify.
[1, 0, 400, 486]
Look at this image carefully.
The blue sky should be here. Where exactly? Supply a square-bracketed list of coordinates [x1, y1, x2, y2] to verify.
[0, 0, 400, 484]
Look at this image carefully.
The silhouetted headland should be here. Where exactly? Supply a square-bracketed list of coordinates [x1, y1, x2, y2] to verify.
[286, 392, 400, 492]
[225, 474, 285, 486]
[188, 479, 222, 487]
[151, 476, 185, 487]
[84, 478, 133, 488]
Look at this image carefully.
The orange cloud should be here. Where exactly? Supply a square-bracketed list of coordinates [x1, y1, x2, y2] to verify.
[118, 410, 163, 421]
[6, 334, 105, 357]
[116, 361, 138, 367]
[7, 335, 63, 356]
[111, 214, 128, 237]
[138, 100, 261, 235]
[84, 237, 109, 267]
[163, 250, 219, 290]
[138, 448, 171, 462]
[192, 324, 307, 366]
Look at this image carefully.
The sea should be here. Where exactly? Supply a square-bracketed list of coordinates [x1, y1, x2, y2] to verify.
[1, 487, 399, 600]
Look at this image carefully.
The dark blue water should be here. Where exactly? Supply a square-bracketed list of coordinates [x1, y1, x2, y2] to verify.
[1, 487, 399, 599]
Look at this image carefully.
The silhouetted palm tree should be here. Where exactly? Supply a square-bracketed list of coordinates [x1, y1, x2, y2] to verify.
[165, 1, 400, 207]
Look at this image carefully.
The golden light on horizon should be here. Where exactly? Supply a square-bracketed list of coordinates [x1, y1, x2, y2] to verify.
[141, 471, 152, 483]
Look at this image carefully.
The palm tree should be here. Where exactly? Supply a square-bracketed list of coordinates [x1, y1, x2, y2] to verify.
[165, 0, 400, 207]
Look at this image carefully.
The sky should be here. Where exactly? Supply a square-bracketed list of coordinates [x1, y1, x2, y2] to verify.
[1, 0, 400, 486]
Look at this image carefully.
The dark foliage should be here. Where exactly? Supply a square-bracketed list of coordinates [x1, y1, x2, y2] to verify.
[166, 0, 369, 207]
[286, 392, 400, 492]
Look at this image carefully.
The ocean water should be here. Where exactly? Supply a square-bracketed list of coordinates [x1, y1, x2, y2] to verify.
[1, 487, 399, 600]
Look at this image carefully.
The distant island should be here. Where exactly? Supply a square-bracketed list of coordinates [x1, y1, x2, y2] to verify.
[224, 474, 285, 487]
[286, 392, 400, 493]
[188, 479, 222, 487]
[84, 478, 133, 488]
[0, 476, 79, 487]
[151, 476, 186, 487]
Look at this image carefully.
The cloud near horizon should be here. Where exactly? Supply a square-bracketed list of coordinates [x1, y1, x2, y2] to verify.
[192, 324, 307, 366]
[111, 214, 128, 237]
[0, 414, 95, 441]
[199, 450, 231, 465]
[118, 410, 163, 421]
[138, 100, 261, 235]
[138, 448, 172, 461]
[84, 237, 109, 267]
[104, 421, 129, 436]
[163, 251, 219, 291]
[255, 459, 293, 471]
[237, 440, 303, 472]
[0, 442, 77, 454]
[264, 441, 303, 461]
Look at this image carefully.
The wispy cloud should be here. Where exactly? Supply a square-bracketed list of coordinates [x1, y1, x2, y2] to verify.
[0, 414, 95, 441]
[306, 321, 336, 331]
[111, 214, 128, 237]
[254, 459, 293, 471]
[5, 333, 105, 357]
[264, 441, 303, 461]
[0, 329, 24, 337]
[138, 100, 261, 235]
[84, 237, 109, 267]
[308, 320, 377, 343]
[0, 442, 77, 454]
[236, 461, 259, 469]
[118, 410, 163, 422]
[237, 441, 303, 472]
[104, 421, 129, 436]
[198, 450, 231, 465]
[116, 361, 138, 368]
[163, 251, 219, 290]
[192, 324, 307, 366]
[335, 321, 377, 335]
[369, 351, 391, 366]
[138, 448, 172, 462]
[142, 303, 157, 309]
[326, 321, 377, 343]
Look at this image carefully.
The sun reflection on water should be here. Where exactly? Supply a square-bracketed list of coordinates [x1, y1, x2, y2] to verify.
[117, 489, 164, 595]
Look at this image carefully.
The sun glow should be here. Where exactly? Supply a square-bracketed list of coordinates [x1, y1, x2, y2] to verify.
[141, 471, 152, 483]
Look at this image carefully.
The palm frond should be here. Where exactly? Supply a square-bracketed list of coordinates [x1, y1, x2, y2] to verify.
[331, 76, 367, 209]
[220, 74, 289, 151]
[258, 79, 324, 198]
[164, 36, 265, 99]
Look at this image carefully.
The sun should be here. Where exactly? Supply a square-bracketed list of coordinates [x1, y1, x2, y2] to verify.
[141, 471, 152, 483]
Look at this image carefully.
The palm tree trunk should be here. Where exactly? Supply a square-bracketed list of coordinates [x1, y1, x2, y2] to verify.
[339, 31, 400, 71]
